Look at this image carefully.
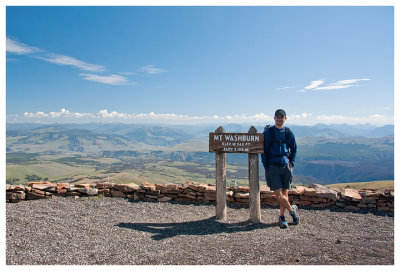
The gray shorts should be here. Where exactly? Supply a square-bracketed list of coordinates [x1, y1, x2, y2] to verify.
[265, 164, 293, 191]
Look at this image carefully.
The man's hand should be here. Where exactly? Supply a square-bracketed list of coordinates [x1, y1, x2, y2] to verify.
[290, 162, 295, 168]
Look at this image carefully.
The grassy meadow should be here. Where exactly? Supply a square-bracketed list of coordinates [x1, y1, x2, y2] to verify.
[326, 180, 394, 190]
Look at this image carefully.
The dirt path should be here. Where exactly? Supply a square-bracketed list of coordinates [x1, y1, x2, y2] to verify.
[6, 197, 394, 265]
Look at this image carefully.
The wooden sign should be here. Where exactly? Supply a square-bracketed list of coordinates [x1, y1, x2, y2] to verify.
[212, 126, 261, 223]
[209, 132, 264, 153]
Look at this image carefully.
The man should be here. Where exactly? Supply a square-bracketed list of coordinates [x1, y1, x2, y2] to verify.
[261, 109, 299, 228]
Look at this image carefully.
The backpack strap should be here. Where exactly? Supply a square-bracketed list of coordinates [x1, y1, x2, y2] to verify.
[285, 127, 291, 157]
[266, 126, 291, 152]
[268, 126, 276, 151]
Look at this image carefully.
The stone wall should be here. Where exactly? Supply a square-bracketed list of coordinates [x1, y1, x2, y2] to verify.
[6, 181, 394, 212]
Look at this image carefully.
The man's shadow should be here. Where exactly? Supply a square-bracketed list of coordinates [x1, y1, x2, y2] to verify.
[116, 217, 276, 240]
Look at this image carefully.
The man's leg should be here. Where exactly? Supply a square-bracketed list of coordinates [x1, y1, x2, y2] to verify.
[282, 188, 293, 213]
[274, 188, 293, 216]
[282, 165, 300, 225]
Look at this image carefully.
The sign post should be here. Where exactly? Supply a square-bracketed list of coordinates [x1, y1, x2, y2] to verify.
[214, 126, 227, 221]
[209, 126, 264, 223]
[248, 126, 261, 223]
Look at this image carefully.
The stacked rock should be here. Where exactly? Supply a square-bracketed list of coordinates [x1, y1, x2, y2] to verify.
[5, 181, 394, 212]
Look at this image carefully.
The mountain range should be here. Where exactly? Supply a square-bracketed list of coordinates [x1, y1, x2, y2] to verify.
[6, 122, 394, 185]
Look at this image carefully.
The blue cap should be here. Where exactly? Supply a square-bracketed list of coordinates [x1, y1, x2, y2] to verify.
[275, 109, 286, 117]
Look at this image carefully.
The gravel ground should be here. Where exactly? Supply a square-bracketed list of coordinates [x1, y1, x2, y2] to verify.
[6, 197, 394, 265]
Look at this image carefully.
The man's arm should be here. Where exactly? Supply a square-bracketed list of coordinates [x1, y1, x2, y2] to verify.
[261, 129, 270, 168]
[289, 131, 297, 165]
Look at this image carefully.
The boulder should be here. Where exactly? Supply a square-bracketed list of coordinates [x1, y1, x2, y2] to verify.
[8, 185, 26, 192]
[6, 191, 26, 201]
[226, 191, 234, 199]
[27, 181, 51, 186]
[96, 183, 115, 189]
[27, 191, 51, 200]
[204, 192, 216, 201]
[234, 192, 249, 199]
[78, 188, 98, 196]
[160, 189, 180, 194]
[165, 183, 180, 190]
[184, 189, 197, 196]
[147, 190, 161, 195]
[234, 186, 250, 193]
[56, 183, 70, 190]
[376, 201, 387, 207]
[336, 202, 346, 208]
[205, 186, 216, 193]
[133, 192, 142, 200]
[308, 184, 338, 201]
[126, 194, 135, 199]
[361, 190, 384, 197]
[299, 200, 312, 206]
[260, 185, 270, 193]
[74, 184, 92, 189]
[288, 188, 301, 196]
[307, 196, 327, 203]
[294, 186, 307, 195]
[260, 192, 275, 199]
[31, 183, 57, 190]
[114, 183, 140, 193]
[235, 197, 249, 203]
[145, 194, 159, 199]
[188, 183, 208, 192]
[56, 188, 68, 195]
[158, 196, 173, 202]
[304, 187, 317, 196]
[31, 189, 46, 195]
[110, 190, 126, 198]
[141, 182, 156, 191]
[341, 189, 362, 201]
[155, 184, 166, 190]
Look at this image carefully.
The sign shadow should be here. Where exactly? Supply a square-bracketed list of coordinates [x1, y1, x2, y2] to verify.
[116, 217, 276, 241]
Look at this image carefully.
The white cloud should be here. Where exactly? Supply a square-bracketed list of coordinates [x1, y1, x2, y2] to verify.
[25, 109, 94, 118]
[24, 111, 49, 118]
[6, 37, 42, 55]
[276, 86, 295, 90]
[38, 54, 106, 72]
[302, 78, 371, 92]
[98, 110, 204, 121]
[98, 110, 129, 119]
[288, 113, 313, 119]
[80, 74, 130, 85]
[6, 36, 146, 86]
[314, 84, 354, 90]
[334, 78, 370, 85]
[304, 80, 325, 90]
[139, 65, 167, 74]
[19, 109, 393, 126]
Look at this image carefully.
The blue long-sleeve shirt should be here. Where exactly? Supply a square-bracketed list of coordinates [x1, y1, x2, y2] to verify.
[261, 126, 297, 168]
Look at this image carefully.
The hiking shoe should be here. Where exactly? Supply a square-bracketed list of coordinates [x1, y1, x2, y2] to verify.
[279, 216, 288, 228]
[290, 205, 299, 225]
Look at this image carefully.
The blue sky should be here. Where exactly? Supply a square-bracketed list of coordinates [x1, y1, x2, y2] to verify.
[5, 5, 394, 125]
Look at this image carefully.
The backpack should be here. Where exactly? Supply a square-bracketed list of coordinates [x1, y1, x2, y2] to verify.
[264, 125, 291, 157]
